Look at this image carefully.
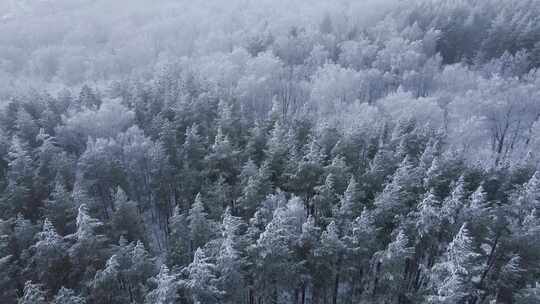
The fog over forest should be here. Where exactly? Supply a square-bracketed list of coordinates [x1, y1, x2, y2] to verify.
[1, 0, 540, 303]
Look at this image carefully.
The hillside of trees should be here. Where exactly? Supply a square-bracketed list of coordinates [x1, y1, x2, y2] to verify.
[1, 0, 540, 303]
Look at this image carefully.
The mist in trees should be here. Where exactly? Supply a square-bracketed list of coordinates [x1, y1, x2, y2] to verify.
[1, 0, 540, 303]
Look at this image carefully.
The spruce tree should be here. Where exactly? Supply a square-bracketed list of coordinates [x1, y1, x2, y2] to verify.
[18, 281, 47, 304]
[188, 194, 214, 252]
[184, 248, 222, 304]
[52, 287, 86, 304]
[429, 224, 480, 304]
[145, 265, 178, 304]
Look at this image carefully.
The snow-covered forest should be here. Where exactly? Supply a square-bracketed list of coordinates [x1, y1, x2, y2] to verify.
[1, 0, 540, 303]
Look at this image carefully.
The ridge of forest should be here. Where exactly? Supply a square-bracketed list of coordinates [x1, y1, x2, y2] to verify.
[1, 0, 540, 303]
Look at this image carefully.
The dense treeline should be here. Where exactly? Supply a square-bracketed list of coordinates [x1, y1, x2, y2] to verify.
[1, 0, 540, 303]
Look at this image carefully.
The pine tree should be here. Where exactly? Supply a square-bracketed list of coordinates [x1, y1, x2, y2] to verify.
[216, 100, 243, 145]
[312, 173, 339, 222]
[342, 209, 377, 301]
[245, 123, 267, 165]
[325, 154, 350, 194]
[497, 254, 524, 301]
[205, 126, 239, 183]
[0, 218, 17, 303]
[374, 156, 423, 232]
[78, 85, 101, 109]
[371, 230, 414, 302]
[517, 171, 540, 217]
[67, 204, 108, 287]
[26, 218, 69, 292]
[315, 221, 344, 304]
[33, 130, 61, 203]
[127, 241, 157, 302]
[255, 197, 306, 302]
[13, 214, 38, 256]
[15, 108, 39, 146]
[180, 124, 207, 200]
[419, 139, 437, 170]
[286, 138, 325, 199]
[216, 231, 244, 304]
[2, 137, 34, 219]
[184, 248, 222, 304]
[145, 265, 178, 304]
[18, 281, 46, 304]
[416, 190, 442, 238]
[296, 214, 320, 302]
[364, 141, 398, 200]
[238, 160, 272, 217]
[52, 287, 86, 304]
[168, 207, 191, 266]
[182, 123, 206, 168]
[111, 187, 146, 243]
[188, 194, 214, 252]
[43, 178, 76, 235]
[441, 176, 467, 226]
[424, 155, 450, 198]
[239, 159, 258, 190]
[516, 283, 540, 304]
[335, 176, 363, 231]
[464, 185, 491, 237]
[76, 137, 124, 219]
[0, 254, 17, 303]
[158, 118, 179, 167]
[265, 120, 291, 185]
[205, 176, 232, 219]
[90, 254, 129, 304]
[73, 204, 103, 242]
[429, 224, 480, 304]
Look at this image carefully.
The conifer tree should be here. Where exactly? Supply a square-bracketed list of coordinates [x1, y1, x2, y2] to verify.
[168, 207, 191, 266]
[516, 283, 540, 304]
[335, 176, 363, 231]
[184, 248, 222, 304]
[43, 178, 76, 235]
[312, 173, 339, 222]
[26, 218, 69, 292]
[373, 230, 414, 303]
[180, 124, 207, 200]
[111, 187, 146, 243]
[441, 176, 467, 227]
[343, 209, 377, 301]
[13, 214, 38, 256]
[145, 265, 178, 304]
[128, 240, 157, 302]
[286, 138, 325, 199]
[429, 224, 480, 304]
[2, 137, 34, 219]
[324, 154, 350, 194]
[315, 221, 344, 304]
[188, 194, 214, 252]
[255, 197, 306, 302]
[90, 254, 128, 304]
[238, 160, 272, 217]
[245, 123, 267, 165]
[205, 126, 239, 183]
[416, 190, 442, 238]
[18, 281, 47, 304]
[67, 204, 108, 287]
[52, 287, 86, 304]
[216, 231, 244, 304]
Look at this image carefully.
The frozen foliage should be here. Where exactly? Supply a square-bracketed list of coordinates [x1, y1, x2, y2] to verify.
[0, 0, 540, 304]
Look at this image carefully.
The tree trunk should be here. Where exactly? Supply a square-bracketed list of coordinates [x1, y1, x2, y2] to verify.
[249, 288, 255, 304]
[313, 286, 320, 304]
[333, 258, 342, 304]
